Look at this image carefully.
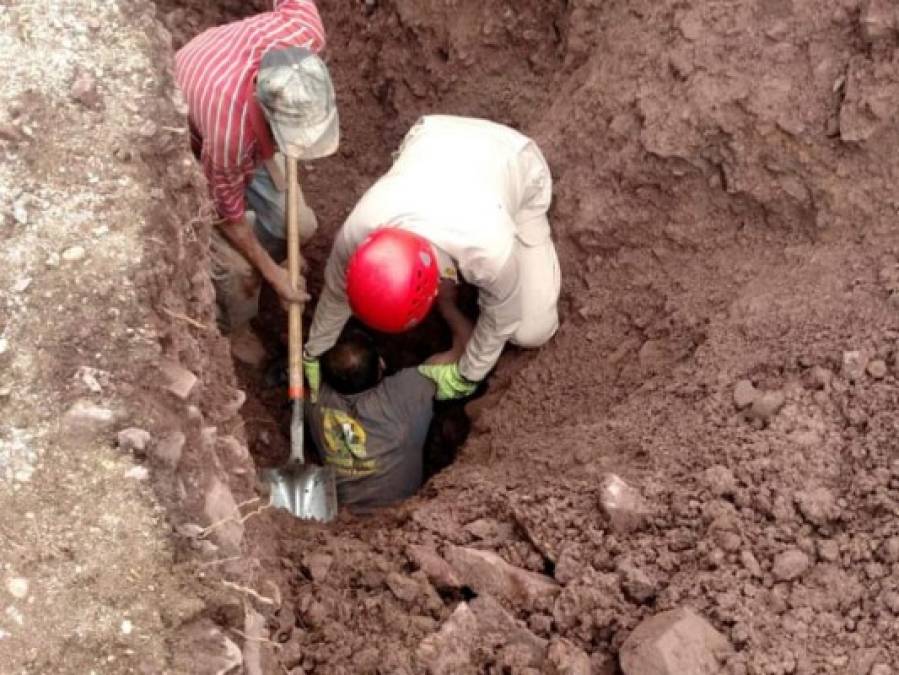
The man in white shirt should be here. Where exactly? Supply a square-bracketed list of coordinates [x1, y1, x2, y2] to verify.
[304, 115, 561, 400]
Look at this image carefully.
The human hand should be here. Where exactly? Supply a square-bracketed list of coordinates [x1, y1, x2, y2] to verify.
[417, 363, 477, 400]
[266, 264, 310, 307]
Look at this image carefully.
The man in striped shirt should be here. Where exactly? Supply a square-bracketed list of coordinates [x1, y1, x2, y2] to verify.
[175, 0, 338, 336]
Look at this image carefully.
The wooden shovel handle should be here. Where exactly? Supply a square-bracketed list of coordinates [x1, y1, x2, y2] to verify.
[286, 156, 303, 401]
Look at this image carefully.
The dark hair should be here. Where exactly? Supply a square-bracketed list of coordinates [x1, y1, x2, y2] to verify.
[320, 332, 381, 395]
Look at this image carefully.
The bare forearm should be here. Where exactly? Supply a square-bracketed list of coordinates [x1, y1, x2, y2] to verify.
[218, 215, 280, 280]
[306, 247, 352, 357]
[438, 300, 473, 352]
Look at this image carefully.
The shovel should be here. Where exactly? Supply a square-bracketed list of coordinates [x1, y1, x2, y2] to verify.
[262, 155, 337, 522]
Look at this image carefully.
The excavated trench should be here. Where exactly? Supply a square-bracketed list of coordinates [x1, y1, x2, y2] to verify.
[148, 1, 899, 673]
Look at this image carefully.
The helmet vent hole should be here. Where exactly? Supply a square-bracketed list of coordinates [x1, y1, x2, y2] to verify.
[419, 252, 431, 266]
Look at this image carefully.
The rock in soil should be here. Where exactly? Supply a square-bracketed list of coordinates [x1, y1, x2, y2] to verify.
[203, 478, 244, 555]
[867, 359, 888, 379]
[416, 603, 480, 675]
[771, 548, 811, 582]
[117, 427, 151, 454]
[747, 390, 786, 422]
[159, 359, 199, 400]
[599, 474, 650, 533]
[794, 487, 838, 526]
[386, 572, 422, 603]
[732, 379, 758, 409]
[70, 69, 102, 109]
[5, 577, 29, 600]
[407, 544, 462, 590]
[303, 553, 333, 582]
[62, 399, 117, 437]
[805, 365, 832, 390]
[444, 546, 560, 607]
[545, 638, 592, 675]
[879, 537, 899, 564]
[619, 607, 732, 675]
[842, 350, 870, 382]
[703, 465, 737, 497]
[469, 594, 547, 655]
[617, 559, 658, 604]
[61, 245, 86, 262]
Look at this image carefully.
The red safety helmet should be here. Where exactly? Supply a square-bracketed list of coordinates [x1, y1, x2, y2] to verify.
[346, 228, 440, 333]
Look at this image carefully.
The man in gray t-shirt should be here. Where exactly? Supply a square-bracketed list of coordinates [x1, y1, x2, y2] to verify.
[306, 332, 436, 510]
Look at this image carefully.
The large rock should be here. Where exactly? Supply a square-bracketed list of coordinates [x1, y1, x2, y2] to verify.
[407, 544, 462, 590]
[203, 478, 244, 555]
[444, 546, 560, 607]
[545, 638, 592, 675]
[620, 607, 732, 675]
[416, 603, 480, 675]
[417, 595, 548, 674]
[470, 594, 547, 657]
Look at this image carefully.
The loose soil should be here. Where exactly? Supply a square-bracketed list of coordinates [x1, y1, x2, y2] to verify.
[4, 0, 898, 673]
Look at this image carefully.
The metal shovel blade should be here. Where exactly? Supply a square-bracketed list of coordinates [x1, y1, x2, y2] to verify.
[264, 463, 338, 522]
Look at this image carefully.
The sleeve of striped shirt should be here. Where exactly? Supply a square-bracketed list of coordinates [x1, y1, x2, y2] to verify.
[204, 153, 250, 223]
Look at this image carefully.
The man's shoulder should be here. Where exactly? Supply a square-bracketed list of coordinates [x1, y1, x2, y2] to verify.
[384, 367, 434, 391]
[379, 368, 436, 412]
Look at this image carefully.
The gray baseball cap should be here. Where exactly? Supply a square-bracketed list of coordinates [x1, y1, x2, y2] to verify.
[256, 47, 339, 160]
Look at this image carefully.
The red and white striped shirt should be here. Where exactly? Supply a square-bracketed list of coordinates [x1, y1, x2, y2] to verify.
[174, 1, 326, 222]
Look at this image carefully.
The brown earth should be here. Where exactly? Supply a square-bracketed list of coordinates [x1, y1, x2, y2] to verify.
[4, 0, 897, 672]
[154, 0, 899, 673]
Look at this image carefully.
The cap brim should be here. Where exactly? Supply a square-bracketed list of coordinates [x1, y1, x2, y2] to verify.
[271, 107, 339, 160]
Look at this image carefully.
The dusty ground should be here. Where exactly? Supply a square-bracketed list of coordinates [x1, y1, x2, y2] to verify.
[3, 0, 899, 673]
[0, 1, 219, 672]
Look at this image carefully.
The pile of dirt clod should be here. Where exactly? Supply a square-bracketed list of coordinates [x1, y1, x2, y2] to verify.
[150, 1, 899, 673]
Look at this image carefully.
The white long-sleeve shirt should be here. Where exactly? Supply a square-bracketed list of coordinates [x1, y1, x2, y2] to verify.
[306, 115, 552, 381]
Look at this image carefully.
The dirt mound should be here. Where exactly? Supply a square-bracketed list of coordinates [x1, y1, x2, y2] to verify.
[152, 0, 899, 672]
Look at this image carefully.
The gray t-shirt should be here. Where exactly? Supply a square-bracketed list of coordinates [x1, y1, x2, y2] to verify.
[306, 368, 435, 510]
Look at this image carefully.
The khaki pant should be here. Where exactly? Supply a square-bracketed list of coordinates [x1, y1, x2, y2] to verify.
[210, 157, 318, 333]
[510, 141, 560, 349]
[510, 234, 561, 348]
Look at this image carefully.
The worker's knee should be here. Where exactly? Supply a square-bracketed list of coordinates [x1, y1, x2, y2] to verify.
[509, 237, 561, 349]
[209, 228, 262, 333]
[511, 311, 559, 348]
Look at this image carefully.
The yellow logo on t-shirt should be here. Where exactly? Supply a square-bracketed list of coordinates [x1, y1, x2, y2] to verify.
[321, 408, 378, 477]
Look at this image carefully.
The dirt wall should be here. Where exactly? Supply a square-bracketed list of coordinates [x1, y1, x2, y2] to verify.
[0, 0, 267, 671]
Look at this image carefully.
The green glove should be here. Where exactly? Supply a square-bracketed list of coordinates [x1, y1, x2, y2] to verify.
[303, 352, 321, 403]
[417, 363, 477, 400]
